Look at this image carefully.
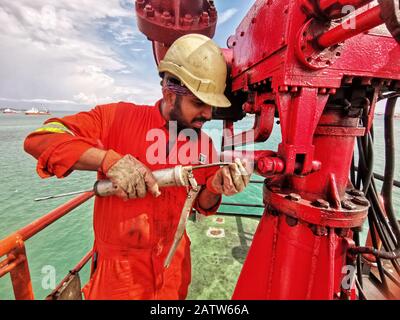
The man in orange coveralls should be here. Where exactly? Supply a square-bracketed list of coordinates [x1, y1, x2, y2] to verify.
[24, 34, 251, 300]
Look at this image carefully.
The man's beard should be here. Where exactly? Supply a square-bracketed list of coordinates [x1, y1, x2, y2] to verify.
[168, 96, 208, 134]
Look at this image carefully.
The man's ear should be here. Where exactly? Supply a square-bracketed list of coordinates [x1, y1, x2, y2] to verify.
[162, 86, 176, 109]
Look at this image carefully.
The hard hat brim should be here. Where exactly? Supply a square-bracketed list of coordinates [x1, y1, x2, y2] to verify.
[192, 91, 231, 108]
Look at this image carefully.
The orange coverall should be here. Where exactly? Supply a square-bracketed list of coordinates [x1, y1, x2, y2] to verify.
[25, 101, 220, 299]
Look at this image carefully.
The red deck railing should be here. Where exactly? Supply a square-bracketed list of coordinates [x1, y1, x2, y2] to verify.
[0, 192, 94, 300]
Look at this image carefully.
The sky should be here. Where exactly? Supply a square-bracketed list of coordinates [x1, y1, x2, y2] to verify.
[0, 1, 396, 112]
[0, 0, 253, 111]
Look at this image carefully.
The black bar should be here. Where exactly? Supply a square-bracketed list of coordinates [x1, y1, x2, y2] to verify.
[221, 202, 264, 208]
[216, 212, 262, 218]
[354, 166, 400, 188]
[249, 180, 264, 184]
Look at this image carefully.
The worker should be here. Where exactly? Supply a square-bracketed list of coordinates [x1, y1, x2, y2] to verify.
[24, 34, 251, 299]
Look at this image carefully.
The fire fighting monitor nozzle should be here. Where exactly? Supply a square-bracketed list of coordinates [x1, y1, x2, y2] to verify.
[34, 162, 231, 201]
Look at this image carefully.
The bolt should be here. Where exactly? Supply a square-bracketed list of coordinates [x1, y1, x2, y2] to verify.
[311, 160, 321, 173]
[351, 196, 369, 207]
[144, 4, 154, 18]
[335, 228, 349, 237]
[279, 85, 289, 92]
[286, 193, 301, 201]
[313, 198, 330, 209]
[343, 76, 354, 84]
[161, 11, 173, 25]
[346, 189, 364, 197]
[257, 158, 274, 174]
[319, 88, 327, 94]
[286, 215, 298, 227]
[269, 185, 281, 193]
[310, 225, 328, 236]
[361, 77, 372, 85]
[251, 18, 256, 24]
[209, 4, 217, 19]
[182, 14, 194, 26]
[240, 31, 245, 37]
[136, 0, 145, 9]
[200, 11, 209, 25]
[341, 200, 356, 210]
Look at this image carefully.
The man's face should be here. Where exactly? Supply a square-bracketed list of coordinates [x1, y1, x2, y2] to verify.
[169, 94, 213, 133]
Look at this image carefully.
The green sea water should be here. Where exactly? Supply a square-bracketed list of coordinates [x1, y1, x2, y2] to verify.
[0, 111, 399, 300]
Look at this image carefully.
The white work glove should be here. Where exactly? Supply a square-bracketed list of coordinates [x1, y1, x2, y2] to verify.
[102, 150, 161, 200]
[206, 158, 251, 196]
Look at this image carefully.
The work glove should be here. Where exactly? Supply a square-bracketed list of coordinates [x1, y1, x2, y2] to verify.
[101, 149, 161, 200]
[206, 158, 251, 196]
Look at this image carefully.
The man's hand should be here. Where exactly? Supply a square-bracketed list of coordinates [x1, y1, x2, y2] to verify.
[206, 158, 251, 196]
[102, 150, 161, 200]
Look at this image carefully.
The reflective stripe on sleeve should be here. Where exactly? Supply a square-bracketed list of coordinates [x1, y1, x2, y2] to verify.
[34, 121, 75, 136]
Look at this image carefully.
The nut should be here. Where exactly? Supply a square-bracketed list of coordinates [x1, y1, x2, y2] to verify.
[346, 189, 364, 197]
[351, 196, 370, 207]
[310, 225, 328, 236]
[285, 193, 301, 201]
[313, 198, 330, 209]
[341, 200, 357, 210]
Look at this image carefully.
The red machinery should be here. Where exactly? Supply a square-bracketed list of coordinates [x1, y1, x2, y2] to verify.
[1, 0, 399, 300]
[136, 0, 400, 299]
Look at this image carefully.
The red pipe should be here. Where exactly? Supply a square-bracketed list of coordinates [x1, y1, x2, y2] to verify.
[317, 5, 383, 48]
[72, 250, 93, 273]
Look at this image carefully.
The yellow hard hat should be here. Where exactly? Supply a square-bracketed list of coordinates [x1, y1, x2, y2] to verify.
[158, 34, 231, 108]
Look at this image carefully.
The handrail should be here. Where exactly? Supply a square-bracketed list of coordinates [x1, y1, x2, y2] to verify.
[0, 191, 94, 300]
[46, 250, 93, 300]
[0, 191, 94, 257]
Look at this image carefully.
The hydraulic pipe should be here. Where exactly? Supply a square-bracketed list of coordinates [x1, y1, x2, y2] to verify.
[318, 0, 373, 12]
[317, 5, 383, 48]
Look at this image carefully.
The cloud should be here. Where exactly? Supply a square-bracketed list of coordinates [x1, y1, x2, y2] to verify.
[0, 97, 78, 105]
[217, 8, 238, 26]
[0, 1, 161, 111]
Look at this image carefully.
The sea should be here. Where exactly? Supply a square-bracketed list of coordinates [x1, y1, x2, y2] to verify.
[0, 111, 399, 300]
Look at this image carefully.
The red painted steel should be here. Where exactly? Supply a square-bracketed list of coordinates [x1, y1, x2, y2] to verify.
[9, 245, 34, 300]
[317, 5, 384, 48]
[135, 0, 218, 64]
[223, 0, 400, 299]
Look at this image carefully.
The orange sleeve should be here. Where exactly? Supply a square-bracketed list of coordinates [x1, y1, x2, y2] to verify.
[25, 103, 118, 178]
[193, 138, 222, 216]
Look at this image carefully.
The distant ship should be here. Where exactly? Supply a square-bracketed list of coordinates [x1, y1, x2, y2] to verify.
[3, 108, 20, 114]
[25, 107, 51, 115]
